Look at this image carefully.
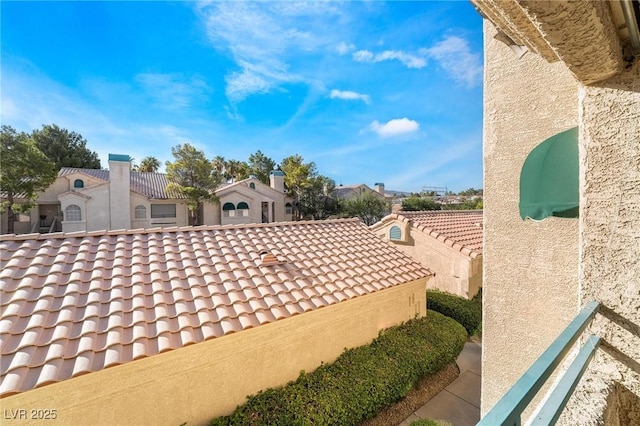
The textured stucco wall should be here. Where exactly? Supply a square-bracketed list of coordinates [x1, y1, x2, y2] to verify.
[373, 220, 481, 299]
[481, 21, 581, 416]
[558, 59, 640, 425]
[1, 279, 427, 426]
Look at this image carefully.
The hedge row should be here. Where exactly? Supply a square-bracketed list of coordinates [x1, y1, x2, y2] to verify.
[211, 311, 467, 426]
[426, 289, 482, 336]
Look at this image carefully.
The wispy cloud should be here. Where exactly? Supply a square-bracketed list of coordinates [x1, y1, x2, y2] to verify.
[370, 118, 419, 138]
[353, 49, 426, 69]
[135, 73, 211, 109]
[330, 89, 371, 104]
[423, 36, 482, 87]
[335, 41, 355, 55]
[196, 2, 341, 103]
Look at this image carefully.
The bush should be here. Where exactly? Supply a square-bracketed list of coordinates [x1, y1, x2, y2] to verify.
[426, 289, 482, 336]
[211, 311, 466, 426]
[410, 420, 452, 426]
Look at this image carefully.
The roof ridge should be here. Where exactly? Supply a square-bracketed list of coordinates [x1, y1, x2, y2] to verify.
[0, 218, 363, 242]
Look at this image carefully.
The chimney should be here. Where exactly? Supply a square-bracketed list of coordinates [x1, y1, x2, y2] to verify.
[108, 154, 132, 230]
[270, 170, 285, 193]
[374, 182, 385, 195]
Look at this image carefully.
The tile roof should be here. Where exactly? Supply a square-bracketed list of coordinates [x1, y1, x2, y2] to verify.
[0, 219, 431, 397]
[378, 210, 484, 258]
[58, 168, 186, 199]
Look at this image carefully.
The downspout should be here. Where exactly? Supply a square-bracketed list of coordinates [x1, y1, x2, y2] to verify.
[621, 0, 640, 54]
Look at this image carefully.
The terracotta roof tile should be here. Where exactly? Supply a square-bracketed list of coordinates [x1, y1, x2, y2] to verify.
[0, 218, 431, 397]
[378, 210, 483, 258]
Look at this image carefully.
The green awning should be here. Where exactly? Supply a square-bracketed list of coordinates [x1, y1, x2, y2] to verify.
[519, 127, 579, 220]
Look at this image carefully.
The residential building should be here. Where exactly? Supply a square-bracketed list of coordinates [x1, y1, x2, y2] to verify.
[0, 155, 293, 234]
[473, 0, 640, 423]
[370, 210, 483, 299]
[0, 219, 431, 424]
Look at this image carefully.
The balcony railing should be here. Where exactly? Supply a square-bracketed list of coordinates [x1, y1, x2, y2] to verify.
[478, 301, 600, 426]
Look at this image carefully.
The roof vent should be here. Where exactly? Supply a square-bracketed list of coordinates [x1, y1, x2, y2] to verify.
[259, 251, 282, 266]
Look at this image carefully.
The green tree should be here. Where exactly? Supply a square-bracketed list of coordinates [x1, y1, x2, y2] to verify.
[300, 175, 341, 220]
[165, 143, 221, 226]
[224, 159, 250, 182]
[343, 192, 390, 225]
[135, 156, 161, 173]
[402, 195, 441, 211]
[1, 126, 57, 234]
[31, 124, 101, 169]
[248, 150, 276, 185]
[280, 154, 316, 220]
[211, 156, 226, 180]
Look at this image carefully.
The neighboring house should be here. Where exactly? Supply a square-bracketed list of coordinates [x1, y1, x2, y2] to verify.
[0, 218, 431, 424]
[473, 0, 639, 424]
[334, 182, 388, 201]
[370, 210, 483, 299]
[0, 155, 293, 234]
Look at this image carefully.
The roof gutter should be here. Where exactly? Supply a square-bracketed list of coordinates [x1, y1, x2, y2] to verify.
[621, 0, 640, 54]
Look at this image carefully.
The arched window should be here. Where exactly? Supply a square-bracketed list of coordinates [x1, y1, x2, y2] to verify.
[237, 201, 249, 217]
[65, 205, 82, 221]
[222, 202, 236, 217]
[73, 179, 84, 189]
[389, 226, 402, 241]
[249, 182, 256, 189]
[285, 202, 293, 215]
[134, 205, 146, 219]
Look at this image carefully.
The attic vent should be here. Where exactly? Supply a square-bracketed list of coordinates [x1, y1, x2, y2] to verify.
[259, 251, 282, 266]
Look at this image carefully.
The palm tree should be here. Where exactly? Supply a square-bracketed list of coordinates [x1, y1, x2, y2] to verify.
[136, 156, 161, 173]
[211, 155, 226, 179]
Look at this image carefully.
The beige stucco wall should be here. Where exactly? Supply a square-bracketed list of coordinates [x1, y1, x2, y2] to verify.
[481, 20, 581, 417]
[373, 220, 481, 299]
[1, 278, 427, 426]
[558, 59, 640, 425]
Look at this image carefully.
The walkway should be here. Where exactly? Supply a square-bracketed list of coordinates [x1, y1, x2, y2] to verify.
[399, 341, 482, 426]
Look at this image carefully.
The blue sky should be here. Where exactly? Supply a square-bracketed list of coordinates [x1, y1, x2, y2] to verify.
[1, 1, 483, 193]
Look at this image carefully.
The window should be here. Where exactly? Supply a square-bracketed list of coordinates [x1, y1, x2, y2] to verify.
[249, 182, 256, 189]
[134, 205, 146, 219]
[151, 204, 176, 218]
[237, 201, 249, 217]
[285, 203, 293, 215]
[222, 202, 236, 217]
[65, 205, 82, 221]
[389, 226, 402, 241]
[73, 179, 84, 188]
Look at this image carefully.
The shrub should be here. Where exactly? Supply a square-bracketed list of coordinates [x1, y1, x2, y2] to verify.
[410, 420, 452, 426]
[426, 289, 482, 336]
[211, 311, 466, 426]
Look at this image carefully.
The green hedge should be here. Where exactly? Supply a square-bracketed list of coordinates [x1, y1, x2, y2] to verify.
[211, 311, 466, 426]
[426, 289, 482, 336]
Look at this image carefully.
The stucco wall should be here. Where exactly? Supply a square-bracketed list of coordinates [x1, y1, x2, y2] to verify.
[373, 220, 481, 299]
[481, 20, 581, 416]
[558, 59, 640, 425]
[1, 278, 427, 426]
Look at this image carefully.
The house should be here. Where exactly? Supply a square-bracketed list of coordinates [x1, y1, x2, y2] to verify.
[370, 210, 482, 299]
[473, 0, 640, 423]
[334, 182, 388, 201]
[0, 154, 293, 234]
[0, 218, 431, 425]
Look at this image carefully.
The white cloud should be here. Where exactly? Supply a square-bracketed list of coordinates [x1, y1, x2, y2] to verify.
[335, 41, 355, 55]
[352, 49, 426, 69]
[135, 73, 210, 108]
[370, 118, 419, 138]
[196, 2, 341, 103]
[424, 36, 482, 87]
[329, 89, 370, 104]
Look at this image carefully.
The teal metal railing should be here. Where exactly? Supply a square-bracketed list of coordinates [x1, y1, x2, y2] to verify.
[478, 301, 600, 426]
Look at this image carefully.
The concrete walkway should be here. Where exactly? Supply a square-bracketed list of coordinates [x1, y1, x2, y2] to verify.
[399, 341, 482, 426]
